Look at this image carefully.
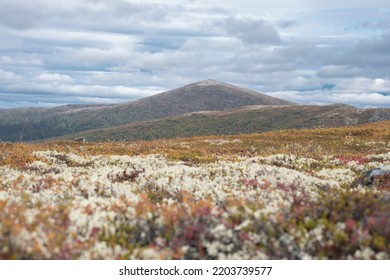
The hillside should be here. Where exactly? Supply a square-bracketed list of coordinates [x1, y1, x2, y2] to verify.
[1, 122, 389, 259]
[0, 80, 293, 142]
[59, 104, 390, 141]
[0, 104, 113, 141]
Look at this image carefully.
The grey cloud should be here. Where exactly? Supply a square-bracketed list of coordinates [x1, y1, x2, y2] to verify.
[205, 0, 390, 10]
[82, 0, 175, 23]
[317, 65, 361, 78]
[224, 17, 282, 45]
[357, 32, 390, 55]
[347, 21, 390, 31]
[0, 0, 47, 29]
[0, 1, 389, 108]
[276, 20, 299, 29]
[332, 32, 390, 71]
[1, 82, 159, 101]
[0, 0, 178, 30]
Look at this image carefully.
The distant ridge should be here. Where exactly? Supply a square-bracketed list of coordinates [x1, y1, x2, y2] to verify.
[0, 80, 294, 141]
[59, 104, 390, 142]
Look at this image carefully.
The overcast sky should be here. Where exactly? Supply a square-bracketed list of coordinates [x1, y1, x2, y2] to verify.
[0, 0, 390, 108]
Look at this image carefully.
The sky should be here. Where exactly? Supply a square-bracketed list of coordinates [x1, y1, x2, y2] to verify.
[0, 0, 390, 108]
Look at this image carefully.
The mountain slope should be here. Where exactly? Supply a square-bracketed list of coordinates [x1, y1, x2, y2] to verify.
[0, 80, 293, 142]
[57, 104, 390, 142]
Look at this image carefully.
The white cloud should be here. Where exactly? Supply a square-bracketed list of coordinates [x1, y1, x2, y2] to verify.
[0, 69, 20, 80]
[335, 77, 390, 93]
[36, 73, 74, 83]
[267, 90, 390, 107]
[71, 47, 133, 66]
[0, 55, 43, 66]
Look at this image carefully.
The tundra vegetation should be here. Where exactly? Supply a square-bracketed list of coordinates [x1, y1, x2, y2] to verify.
[0, 121, 389, 259]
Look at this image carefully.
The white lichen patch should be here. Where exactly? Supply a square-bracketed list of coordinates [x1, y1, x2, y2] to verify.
[0, 148, 389, 260]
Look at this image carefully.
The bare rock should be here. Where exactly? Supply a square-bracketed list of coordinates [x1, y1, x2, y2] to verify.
[352, 166, 390, 188]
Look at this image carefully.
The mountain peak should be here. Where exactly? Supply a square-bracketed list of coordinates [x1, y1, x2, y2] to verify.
[153, 79, 295, 109]
[192, 79, 224, 86]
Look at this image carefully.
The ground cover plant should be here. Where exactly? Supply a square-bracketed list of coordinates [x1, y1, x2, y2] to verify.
[0, 121, 389, 259]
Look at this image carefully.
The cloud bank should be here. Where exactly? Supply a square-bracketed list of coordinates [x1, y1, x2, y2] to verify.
[0, 0, 390, 108]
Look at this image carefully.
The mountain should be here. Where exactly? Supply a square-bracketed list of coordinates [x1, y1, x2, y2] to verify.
[131, 79, 295, 114]
[57, 104, 390, 142]
[0, 80, 294, 142]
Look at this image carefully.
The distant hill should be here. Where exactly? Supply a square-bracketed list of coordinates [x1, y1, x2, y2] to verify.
[131, 80, 295, 114]
[0, 80, 294, 142]
[57, 104, 390, 142]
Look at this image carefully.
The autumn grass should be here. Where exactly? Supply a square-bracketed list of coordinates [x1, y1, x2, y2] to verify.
[1, 121, 389, 168]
